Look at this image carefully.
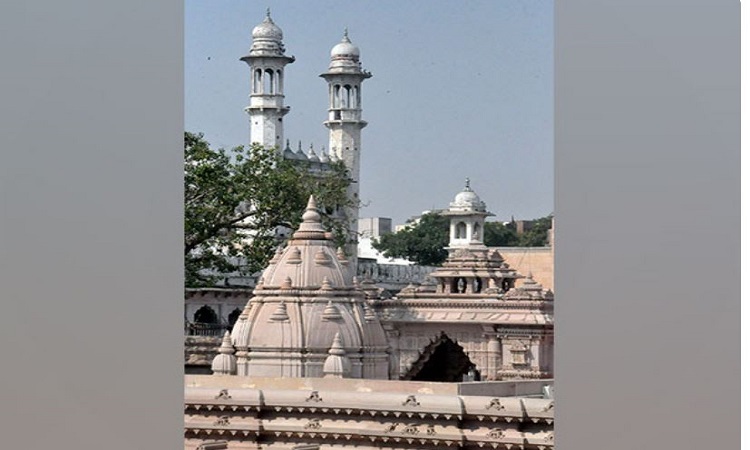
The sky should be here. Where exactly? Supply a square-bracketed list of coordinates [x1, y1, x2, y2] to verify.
[185, 0, 553, 226]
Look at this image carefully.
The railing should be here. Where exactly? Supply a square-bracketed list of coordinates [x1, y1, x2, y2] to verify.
[185, 322, 230, 337]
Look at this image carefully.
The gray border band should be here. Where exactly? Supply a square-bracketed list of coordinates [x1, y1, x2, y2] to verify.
[0, 1, 738, 449]
[556, 1, 739, 449]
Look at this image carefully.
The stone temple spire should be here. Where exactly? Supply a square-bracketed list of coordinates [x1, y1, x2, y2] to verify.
[323, 332, 352, 378]
[211, 331, 237, 375]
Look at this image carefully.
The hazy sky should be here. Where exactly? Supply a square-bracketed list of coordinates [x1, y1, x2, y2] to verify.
[185, 0, 553, 226]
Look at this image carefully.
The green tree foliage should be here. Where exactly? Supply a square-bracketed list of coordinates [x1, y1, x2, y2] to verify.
[184, 132, 354, 287]
[372, 213, 552, 266]
[371, 213, 450, 266]
[517, 215, 553, 247]
[484, 221, 520, 246]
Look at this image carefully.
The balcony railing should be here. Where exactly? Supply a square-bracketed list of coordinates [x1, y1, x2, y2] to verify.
[185, 322, 230, 337]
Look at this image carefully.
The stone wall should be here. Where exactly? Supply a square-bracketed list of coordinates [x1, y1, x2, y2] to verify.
[495, 247, 554, 291]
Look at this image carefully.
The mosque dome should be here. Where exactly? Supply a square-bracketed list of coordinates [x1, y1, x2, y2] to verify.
[330, 30, 360, 60]
[252, 10, 283, 42]
[228, 196, 390, 379]
[449, 178, 487, 212]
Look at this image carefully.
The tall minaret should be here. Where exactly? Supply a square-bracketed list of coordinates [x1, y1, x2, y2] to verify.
[241, 9, 295, 151]
[320, 29, 372, 260]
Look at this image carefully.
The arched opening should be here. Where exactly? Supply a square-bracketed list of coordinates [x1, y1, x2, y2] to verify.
[352, 85, 359, 108]
[333, 84, 341, 108]
[227, 308, 242, 331]
[343, 85, 351, 108]
[472, 278, 483, 293]
[455, 222, 467, 239]
[473, 222, 482, 240]
[264, 68, 274, 94]
[193, 305, 218, 324]
[452, 277, 468, 294]
[404, 334, 478, 382]
[276, 69, 283, 93]
[253, 69, 262, 94]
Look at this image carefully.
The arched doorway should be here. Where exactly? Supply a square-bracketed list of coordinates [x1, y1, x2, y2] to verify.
[227, 308, 242, 331]
[403, 334, 479, 382]
[193, 305, 218, 324]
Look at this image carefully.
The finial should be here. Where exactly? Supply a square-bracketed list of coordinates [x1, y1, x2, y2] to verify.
[343, 27, 350, 42]
[266, 7, 271, 19]
[329, 332, 346, 355]
[285, 138, 290, 149]
[465, 177, 471, 190]
[310, 142, 314, 150]
[298, 140, 302, 151]
[218, 331, 234, 354]
[306, 195, 317, 211]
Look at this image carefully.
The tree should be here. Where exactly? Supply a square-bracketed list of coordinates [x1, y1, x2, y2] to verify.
[484, 221, 520, 246]
[372, 213, 551, 266]
[371, 213, 450, 266]
[517, 215, 553, 247]
[184, 132, 354, 287]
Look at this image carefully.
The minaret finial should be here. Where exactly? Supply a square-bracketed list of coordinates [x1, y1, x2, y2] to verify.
[465, 177, 471, 190]
[266, 7, 271, 19]
[342, 27, 350, 42]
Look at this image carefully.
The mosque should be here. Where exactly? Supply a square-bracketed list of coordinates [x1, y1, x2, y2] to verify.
[185, 11, 554, 449]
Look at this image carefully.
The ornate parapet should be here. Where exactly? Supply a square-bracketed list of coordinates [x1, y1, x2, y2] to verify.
[184, 376, 554, 450]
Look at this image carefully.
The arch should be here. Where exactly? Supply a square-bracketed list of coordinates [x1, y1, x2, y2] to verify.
[333, 84, 341, 108]
[343, 85, 352, 108]
[472, 277, 483, 293]
[402, 333, 478, 382]
[193, 305, 218, 324]
[253, 69, 262, 94]
[227, 308, 242, 330]
[276, 69, 283, 93]
[455, 222, 467, 239]
[473, 222, 482, 240]
[264, 68, 275, 94]
[352, 85, 359, 108]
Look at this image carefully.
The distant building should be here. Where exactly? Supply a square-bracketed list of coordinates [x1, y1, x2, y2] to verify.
[358, 217, 392, 239]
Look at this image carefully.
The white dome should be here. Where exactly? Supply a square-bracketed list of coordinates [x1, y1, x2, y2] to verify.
[252, 11, 283, 41]
[330, 30, 360, 60]
[449, 179, 487, 212]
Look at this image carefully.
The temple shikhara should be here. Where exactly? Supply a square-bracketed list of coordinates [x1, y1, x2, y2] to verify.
[186, 10, 554, 450]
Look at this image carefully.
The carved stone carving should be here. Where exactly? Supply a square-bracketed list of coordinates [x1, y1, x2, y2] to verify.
[304, 418, 322, 430]
[214, 389, 232, 400]
[485, 398, 505, 410]
[402, 395, 420, 407]
[403, 423, 419, 435]
[486, 428, 504, 439]
[214, 416, 230, 426]
[305, 390, 323, 402]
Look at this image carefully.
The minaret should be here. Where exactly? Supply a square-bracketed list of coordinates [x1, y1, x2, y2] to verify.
[241, 9, 295, 151]
[320, 29, 372, 261]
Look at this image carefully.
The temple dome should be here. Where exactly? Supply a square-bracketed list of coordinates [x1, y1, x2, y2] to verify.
[228, 196, 389, 379]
